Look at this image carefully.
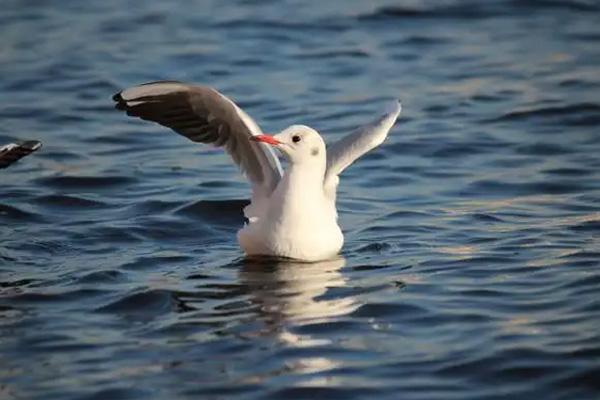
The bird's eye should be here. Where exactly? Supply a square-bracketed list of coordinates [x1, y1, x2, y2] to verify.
[292, 135, 301, 143]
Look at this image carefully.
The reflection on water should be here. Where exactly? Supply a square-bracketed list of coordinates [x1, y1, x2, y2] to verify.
[236, 257, 358, 379]
[239, 257, 358, 342]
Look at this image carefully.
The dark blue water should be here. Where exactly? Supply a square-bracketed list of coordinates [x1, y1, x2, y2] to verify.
[1, 1, 599, 399]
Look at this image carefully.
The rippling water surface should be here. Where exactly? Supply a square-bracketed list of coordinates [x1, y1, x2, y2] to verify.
[1, 1, 599, 399]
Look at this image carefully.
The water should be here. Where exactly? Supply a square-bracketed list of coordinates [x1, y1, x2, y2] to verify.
[1, 1, 599, 399]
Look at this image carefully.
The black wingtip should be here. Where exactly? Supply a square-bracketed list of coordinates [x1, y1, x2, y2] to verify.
[20, 140, 42, 151]
[112, 91, 128, 110]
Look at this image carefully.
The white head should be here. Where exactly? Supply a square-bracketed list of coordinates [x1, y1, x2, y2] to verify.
[252, 125, 326, 166]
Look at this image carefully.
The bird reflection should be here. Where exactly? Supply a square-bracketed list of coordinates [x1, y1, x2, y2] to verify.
[238, 256, 358, 344]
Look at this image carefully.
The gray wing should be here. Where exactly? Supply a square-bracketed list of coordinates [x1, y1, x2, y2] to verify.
[113, 81, 283, 193]
[0, 140, 42, 169]
[324, 101, 401, 189]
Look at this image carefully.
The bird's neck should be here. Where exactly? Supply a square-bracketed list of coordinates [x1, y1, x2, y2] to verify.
[283, 160, 326, 193]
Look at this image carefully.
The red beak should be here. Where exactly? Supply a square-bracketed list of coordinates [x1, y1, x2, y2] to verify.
[251, 134, 281, 146]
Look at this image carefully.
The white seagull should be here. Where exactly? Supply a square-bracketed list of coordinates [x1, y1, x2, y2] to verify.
[113, 81, 401, 261]
[0, 140, 42, 169]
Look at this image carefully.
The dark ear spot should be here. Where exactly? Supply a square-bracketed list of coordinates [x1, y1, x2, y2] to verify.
[311, 147, 319, 156]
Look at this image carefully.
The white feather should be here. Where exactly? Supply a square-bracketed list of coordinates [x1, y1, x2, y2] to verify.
[120, 82, 188, 100]
[0, 143, 18, 153]
[324, 101, 401, 191]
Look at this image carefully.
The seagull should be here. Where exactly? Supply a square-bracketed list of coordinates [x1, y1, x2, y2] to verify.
[113, 81, 401, 261]
[0, 140, 42, 169]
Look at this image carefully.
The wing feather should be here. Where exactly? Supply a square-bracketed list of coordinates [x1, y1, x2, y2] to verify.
[113, 81, 283, 193]
[324, 101, 401, 189]
[0, 140, 42, 169]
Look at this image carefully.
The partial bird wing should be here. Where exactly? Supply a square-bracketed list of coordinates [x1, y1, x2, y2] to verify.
[0, 140, 42, 169]
[112, 81, 283, 196]
[324, 101, 401, 190]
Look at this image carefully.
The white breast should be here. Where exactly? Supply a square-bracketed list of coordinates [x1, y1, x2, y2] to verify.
[237, 178, 343, 261]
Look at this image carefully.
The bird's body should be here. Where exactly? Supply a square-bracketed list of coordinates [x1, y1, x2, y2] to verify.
[113, 82, 400, 261]
[238, 148, 343, 261]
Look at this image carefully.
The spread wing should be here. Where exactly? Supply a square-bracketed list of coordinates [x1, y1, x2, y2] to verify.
[0, 140, 42, 169]
[324, 101, 401, 190]
[112, 81, 283, 195]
